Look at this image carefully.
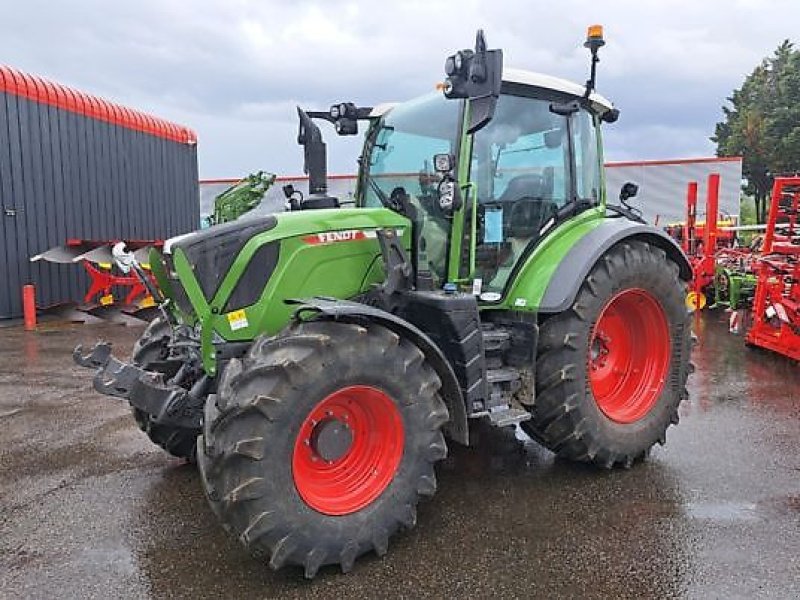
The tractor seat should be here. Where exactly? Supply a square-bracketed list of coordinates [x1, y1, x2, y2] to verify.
[507, 199, 557, 239]
[496, 173, 556, 239]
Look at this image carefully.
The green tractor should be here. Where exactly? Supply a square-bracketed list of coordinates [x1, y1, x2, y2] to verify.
[76, 27, 692, 577]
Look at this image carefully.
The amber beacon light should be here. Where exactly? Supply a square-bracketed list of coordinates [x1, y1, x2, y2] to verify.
[585, 24, 605, 49]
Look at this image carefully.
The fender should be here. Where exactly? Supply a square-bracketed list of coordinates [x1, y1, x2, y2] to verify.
[539, 217, 693, 313]
[288, 297, 470, 446]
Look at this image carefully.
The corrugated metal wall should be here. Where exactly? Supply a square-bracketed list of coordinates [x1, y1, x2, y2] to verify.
[605, 158, 743, 226]
[0, 68, 199, 319]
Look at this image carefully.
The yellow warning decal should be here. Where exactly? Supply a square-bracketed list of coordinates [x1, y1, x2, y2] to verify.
[226, 309, 249, 331]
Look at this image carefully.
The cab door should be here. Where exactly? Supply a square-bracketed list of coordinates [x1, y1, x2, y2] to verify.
[466, 91, 601, 299]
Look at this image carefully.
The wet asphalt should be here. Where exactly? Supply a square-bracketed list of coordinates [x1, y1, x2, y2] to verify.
[0, 313, 798, 600]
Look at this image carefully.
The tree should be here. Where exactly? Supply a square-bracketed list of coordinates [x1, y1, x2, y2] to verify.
[712, 40, 800, 222]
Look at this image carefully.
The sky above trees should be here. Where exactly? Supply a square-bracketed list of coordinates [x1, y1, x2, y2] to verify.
[2, 0, 798, 178]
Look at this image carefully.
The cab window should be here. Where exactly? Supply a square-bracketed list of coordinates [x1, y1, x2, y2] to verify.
[471, 93, 572, 293]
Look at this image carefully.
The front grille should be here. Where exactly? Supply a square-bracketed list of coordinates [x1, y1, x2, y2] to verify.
[175, 216, 278, 301]
[223, 242, 280, 312]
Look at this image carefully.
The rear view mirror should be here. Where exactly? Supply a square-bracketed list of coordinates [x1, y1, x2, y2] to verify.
[620, 182, 639, 202]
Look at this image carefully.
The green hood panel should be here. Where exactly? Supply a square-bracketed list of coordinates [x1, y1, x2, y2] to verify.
[161, 208, 410, 374]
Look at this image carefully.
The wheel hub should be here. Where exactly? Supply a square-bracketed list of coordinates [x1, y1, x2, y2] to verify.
[308, 417, 353, 463]
[588, 288, 671, 424]
[292, 385, 404, 516]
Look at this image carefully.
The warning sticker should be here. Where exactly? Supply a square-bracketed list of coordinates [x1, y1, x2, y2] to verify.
[227, 309, 249, 331]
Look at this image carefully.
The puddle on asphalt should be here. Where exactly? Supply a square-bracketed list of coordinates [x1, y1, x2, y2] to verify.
[684, 501, 760, 521]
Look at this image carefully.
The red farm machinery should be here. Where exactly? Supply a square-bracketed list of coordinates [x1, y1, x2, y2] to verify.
[665, 174, 758, 313]
[745, 176, 800, 361]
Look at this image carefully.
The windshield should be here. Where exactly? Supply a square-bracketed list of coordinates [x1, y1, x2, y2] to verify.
[361, 93, 461, 283]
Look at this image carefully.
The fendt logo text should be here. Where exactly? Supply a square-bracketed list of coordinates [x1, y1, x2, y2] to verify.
[303, 230, 374, 245]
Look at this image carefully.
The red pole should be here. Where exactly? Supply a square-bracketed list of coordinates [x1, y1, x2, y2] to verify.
[23, 284, 37, 331]
[761, 177, 782, 254]
[684, 181, 698, 254]
[704, 173, 720, 259]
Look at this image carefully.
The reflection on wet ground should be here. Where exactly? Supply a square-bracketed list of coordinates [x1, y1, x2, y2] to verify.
[0, 313, 798, 599]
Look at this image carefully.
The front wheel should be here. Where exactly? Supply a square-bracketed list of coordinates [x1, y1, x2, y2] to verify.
[522, 240, 691, 468]
[197, 320, 449, 578]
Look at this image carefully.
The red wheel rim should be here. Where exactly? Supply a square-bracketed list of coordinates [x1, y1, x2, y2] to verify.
[589, 288, 671, 424]
[292, 385, 404, 516]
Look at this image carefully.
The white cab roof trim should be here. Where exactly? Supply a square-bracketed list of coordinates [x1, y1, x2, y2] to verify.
[369, 69, 613, 119]
[503, 67, 613, 111]
[369, 103, 398, 117]
[163, 232, 195, 254]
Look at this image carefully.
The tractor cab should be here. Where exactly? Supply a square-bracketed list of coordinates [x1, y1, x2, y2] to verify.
[358, 69, 614, 296]
[287, 28, 620, 305]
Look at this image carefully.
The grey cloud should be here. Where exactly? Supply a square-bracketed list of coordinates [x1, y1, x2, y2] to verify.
[0, 0, 796, 177]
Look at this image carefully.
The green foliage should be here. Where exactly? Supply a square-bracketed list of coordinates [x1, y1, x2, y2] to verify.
[712, 40, 800, 222]
[739, 194, 756, 226]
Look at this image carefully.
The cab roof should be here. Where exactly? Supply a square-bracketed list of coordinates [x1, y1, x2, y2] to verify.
[503, 67, 613, 111]
[369, 67, 614, 118]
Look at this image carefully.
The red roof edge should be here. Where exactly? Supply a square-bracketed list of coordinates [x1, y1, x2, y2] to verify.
[0, 64, 197, 146]
[605, 156, 743, 168]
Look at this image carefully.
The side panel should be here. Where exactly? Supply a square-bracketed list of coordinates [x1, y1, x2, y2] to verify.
[211, 209, 410, 338]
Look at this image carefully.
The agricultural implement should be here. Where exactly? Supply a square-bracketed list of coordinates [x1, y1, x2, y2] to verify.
[74, 27, 693, 577]
[30, 239, 162, 322]
[669, 174, 756, 311]
[745, 176, 800, 361]
[714, 247, 757, 310]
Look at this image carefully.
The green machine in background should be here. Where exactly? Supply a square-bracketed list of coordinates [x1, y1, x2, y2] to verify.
[714, 265, 757, 309]
[202, 170, 276, 227]
[76, 27, 692, 577]
[712, 246, 759, 310]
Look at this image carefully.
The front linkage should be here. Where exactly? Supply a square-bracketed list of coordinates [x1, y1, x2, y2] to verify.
[74, 335, 208, 430]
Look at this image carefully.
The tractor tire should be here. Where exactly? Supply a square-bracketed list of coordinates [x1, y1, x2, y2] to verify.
[130, 316, 199, 461]
[197, 320, 448, 578]
[522, 240, 691, 468]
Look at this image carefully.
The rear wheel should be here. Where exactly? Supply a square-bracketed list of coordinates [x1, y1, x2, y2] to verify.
[131, 316, 199, 461]
[522, 240, 691, 468]
[197, 320, 448, 578]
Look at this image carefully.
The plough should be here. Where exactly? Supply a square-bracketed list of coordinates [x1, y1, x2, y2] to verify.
[30, 239, 163, 323]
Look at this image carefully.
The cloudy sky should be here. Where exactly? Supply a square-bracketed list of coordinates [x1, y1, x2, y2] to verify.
[1, 0, 797, 178]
